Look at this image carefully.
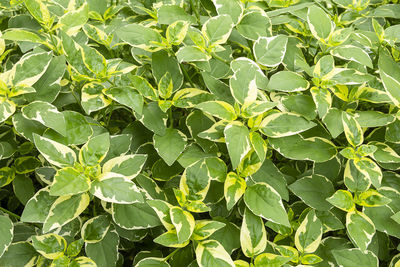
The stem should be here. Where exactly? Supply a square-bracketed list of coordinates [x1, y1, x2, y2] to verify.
[180, 64, 195, 88]
[211, 52, 230, 64]
[190, 0, 201, 24]
[0, 207, 21, 219]
[168, 107, 173, 128]
[164, 248, 181, 261]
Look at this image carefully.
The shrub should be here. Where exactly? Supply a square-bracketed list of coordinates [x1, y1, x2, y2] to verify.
[0, 0, 400, 266]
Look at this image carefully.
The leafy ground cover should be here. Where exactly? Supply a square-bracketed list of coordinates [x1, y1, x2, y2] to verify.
[1, 0, 400, 266]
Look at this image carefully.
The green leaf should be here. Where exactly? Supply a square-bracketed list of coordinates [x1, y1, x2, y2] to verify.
[254, 35, 288, 67]
[116, 24, 162, 51]
[81, 82, 111, 114]
[153, 128, 187, 166]
[170, 206, 195, 243]
[267, 71, 309, 92]
[294, 209, 323, 253]
[135, 102, 168, 136]
[21, 188, 57, 223]
[0, 99, 16, 123]
[244, 183, 290, 227]
[254, 253, 290, 267]
[260, 112, 316, 137]
[0, 242, 39, 267]
[130, 75, 158, 101]
[236, 9, 271, 41]
[0, 215, 13, 257]
[331, 45, 373, 68]
[112, 202, 161, 230]
[81, 215, 110, 243]
[240, 208, 267, 258]
[224, 121, 251, 170]
[135, 258, 171, 267]
[356, 189, 391, 207]
[43, 193, 90, 233]
[50, 167, 90, 196]
[307, 5, 333, 41]
[346, 211, 375, 251]
[154, 229, 189, 248]
[102, 154, 147, 179]
[192, 220, 225, 241]
[344, 159, 371, 193]
[176, 46, 211, 62]
[33, 134, 76, 168]
[79, 133, 110, 166]
[196, 101, 236, 121]
[31, 233, 66, 259]
[202, 15, 234, 46]
[23, 0, 51, 25]
[103, 86, 144, 114]
[85, 229, 119, 267]
[342, 112, 363, 147]
[22, 101, 66, 136]
[326, 190, 355, 212]
[2, 29, 43, 43]
[158, 5, 196, 25]
[179, 158, 213, 201]
[332, 248, 378, 267]
[195, 240, 235, 267]
[378, 48, 400, 106]
[269, 134, 337, 162]
[229, 63, 257, 105]
[288, 174, 335, 211]
[90, 172, 143, 204]
[57, 2, 89, 35]
[224, 172, 246, 210]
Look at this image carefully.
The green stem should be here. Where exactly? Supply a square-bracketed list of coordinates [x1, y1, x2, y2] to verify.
[180, 64, 195, 88]
[211, 52, 230, 64]
[168, 107, 173, 128]
[106, 102, 115, 127]
[164, 248, 181, 261]
[190, 0, 201, 24]
[0, 207, 21, 219]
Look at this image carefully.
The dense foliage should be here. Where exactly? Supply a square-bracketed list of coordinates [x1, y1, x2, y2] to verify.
[1, 0, 400, 266]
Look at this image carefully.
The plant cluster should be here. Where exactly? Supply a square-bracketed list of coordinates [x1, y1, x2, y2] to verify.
[1, 0, 400, 266]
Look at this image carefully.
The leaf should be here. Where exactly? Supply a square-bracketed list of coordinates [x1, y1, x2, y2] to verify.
[112, 202, 161, 230]
[102, 154, 147, 179]
[135, 258, 171, 267]
[176, 46, 211, 62]
[260, 112, 316, 137]
[192, 220, 226, 241]
[2, 29, 43, 43]
[289, 174, 335, 211]
[0, 215, 13, 257]
[254, 35, 288, 67]
[22, 101, 66, 136]
[81, 215, 110, 243]
[0, 99, 16, 123]
[81, 82, 111, 114]
[135, 102, 168, 136]
[23, 0, 51, 25]
[43, 193, 90, 233]
[117, 24, 162, 50]
[236, 10, 272, 41]
[153, 128, 187, 166]
[196, 101, 236, 121]
[307, 5, 333, 41]
[342, 112, 364, 147]
[346, 211, 375, 251]
[58, 2, 89, 35]
[378, 48, 400, 106]
[170, 206, 195, 243]
[229, 65, 257, 105]
[224, 172, 246, 210]
[31, 233, 66, 259]
[240, 208, 267, 258]
[85, 229, 119, 267]
[21, 188, 57, 223]
[90, 172, 143, 204]
[79, 133, 110, 166]
[269, 135, 337, 162]
[0, 242, 39, 267]
[33, 134, 76, 168]
[294, 209, 323, 253]
[158, 5, 196, 25]
[332, 248, 378, 267]
[12, 51, 52, 87]
[326, 190, 355, 212]
[267, 71, 309, 92]
[212, 0, 243, 24]
[195, 240, 235, 267]
[331, 45, 373, 68]
[50, 167, 91, 196]
[244, 183, 290, 227]
[202, 15, 234, 46]
[254, 253, 290, 267]
[224, 121, 251, 170]
[179, 158, 213, 201]
[103, 86, 144, 114]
